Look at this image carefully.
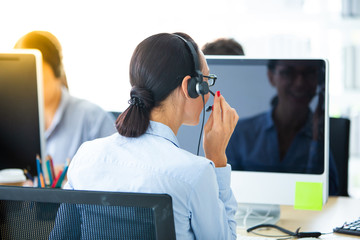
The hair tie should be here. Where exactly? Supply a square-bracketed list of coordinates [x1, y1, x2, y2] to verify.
[128, 96, 145, 108]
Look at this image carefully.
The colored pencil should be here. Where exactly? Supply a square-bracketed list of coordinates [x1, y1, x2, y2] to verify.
[46, 160, 53, 185]
[52, 170, 63, 188]
[23, 169, 34, 182]
[36, 155, 42, 188]
[55, 161, 69, 188]
[48, 155, 55, 180]
[38, 156, 46, 186]
[39, 158, 44, 176]
[39, 172, 45, 188]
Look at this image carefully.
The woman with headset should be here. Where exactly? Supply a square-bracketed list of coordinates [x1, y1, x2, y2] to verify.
[62, 32, 239, 239]
[14, 31, 116, 167]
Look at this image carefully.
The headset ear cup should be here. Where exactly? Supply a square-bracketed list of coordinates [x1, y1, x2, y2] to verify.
[198, 81, 209, 95]
[187, 77, 199, 98]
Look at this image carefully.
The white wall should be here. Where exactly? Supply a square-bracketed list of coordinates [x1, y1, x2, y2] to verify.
[2, 0, 360, 152]
[0, 0, 351, 111]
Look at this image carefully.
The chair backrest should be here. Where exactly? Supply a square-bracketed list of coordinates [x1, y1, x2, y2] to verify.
[329, 117, 351, 196]
[0, 186, 175, 240]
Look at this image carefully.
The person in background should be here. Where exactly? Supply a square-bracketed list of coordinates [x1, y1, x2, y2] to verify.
[14, 31, 116, 167]
[54, 32, 239, 239]
[202, 37, 245, 55]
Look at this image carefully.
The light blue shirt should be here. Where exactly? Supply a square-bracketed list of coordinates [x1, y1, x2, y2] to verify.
[45, 87, 116, 165]
[64, 121, 237, 240]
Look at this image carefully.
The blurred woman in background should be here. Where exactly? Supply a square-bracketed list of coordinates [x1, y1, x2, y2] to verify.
[15, 31, 116, 167]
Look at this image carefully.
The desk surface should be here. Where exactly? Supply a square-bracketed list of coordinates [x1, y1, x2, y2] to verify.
[237, 196, 360, 239]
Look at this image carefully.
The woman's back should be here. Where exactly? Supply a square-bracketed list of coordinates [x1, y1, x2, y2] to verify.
[65, 121, 228, 239]
[60, 32, 239, 239]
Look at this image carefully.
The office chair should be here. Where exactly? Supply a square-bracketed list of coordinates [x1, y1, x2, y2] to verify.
[0, 186, 175, 240]
[329, 117, 351, 196]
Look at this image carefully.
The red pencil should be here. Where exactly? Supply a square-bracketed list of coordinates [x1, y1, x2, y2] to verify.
[51, 170, 63, 188]
[48, 155, 55, 180]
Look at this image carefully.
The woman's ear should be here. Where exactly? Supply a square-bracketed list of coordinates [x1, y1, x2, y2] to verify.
[181, 75, 192, 99]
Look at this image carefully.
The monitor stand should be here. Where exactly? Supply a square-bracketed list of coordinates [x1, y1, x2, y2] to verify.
[235, 203, 280, 228]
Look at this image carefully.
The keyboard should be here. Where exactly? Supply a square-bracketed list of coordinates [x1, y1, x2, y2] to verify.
[333, 218, 360, 236]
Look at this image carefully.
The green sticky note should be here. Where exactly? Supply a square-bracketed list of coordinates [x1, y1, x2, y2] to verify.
[294, 182, 323, 211]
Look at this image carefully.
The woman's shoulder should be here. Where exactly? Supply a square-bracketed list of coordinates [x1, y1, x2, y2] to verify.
[77, 132, 118, 151]
[134, 133, 214, 180]
[178, 148, 213, 166]
[165, 147, 215, 177]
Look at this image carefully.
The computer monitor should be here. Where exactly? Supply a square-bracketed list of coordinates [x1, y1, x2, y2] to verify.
[177, 56, 329, 209]
[0, 50, 45, 176]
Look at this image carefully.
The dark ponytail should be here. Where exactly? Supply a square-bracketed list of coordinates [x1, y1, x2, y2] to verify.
[116, 32, 200, 137]
[116, 87, 154, 137]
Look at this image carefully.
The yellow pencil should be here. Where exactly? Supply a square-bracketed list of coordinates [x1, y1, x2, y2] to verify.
[39, 173, 45, 188]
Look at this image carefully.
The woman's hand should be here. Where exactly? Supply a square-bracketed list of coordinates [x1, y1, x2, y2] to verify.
[203, 91, 239, 167]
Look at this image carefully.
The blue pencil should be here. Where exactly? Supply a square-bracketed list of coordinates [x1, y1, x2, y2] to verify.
[46, 160, 53, 185]
[39, 157, 44, 177]
[36, 155, 42, 188]
[23, 169, 34, 182]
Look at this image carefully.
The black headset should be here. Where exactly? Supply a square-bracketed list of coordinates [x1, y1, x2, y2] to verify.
[174, 34, 210, 156]
[174, 34, 209, 98]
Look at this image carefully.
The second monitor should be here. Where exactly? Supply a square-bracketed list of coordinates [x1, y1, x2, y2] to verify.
[0, 50, 45, 177]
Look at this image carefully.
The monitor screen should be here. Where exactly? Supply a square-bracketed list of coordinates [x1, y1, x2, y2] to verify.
[0, 50, 45, 177]
[177, 56, 329, 205]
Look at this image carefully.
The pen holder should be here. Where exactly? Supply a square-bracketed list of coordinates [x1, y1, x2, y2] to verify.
[35, 155, 70, 189]
[33, 172, 67, 188]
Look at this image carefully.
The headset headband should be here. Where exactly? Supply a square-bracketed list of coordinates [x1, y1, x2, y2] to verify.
[173, 34, 208, 99]
[173, 34, 200, 77]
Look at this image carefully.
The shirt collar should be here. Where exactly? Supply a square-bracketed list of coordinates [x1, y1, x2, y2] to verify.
[45, 86, 70, 138]
[146, 121, 180, 148]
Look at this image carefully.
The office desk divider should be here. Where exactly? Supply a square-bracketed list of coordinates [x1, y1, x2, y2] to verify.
[0, 186, 176, 240]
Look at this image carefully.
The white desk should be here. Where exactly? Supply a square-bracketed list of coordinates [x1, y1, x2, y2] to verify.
[237, 196, 360, 239]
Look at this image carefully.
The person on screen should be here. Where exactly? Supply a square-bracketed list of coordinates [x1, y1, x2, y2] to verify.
[14, 31, 116, 167]
[53, 32, 239, 239]
[226, 60, 339, 195]
[202, 37, 245, 55]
